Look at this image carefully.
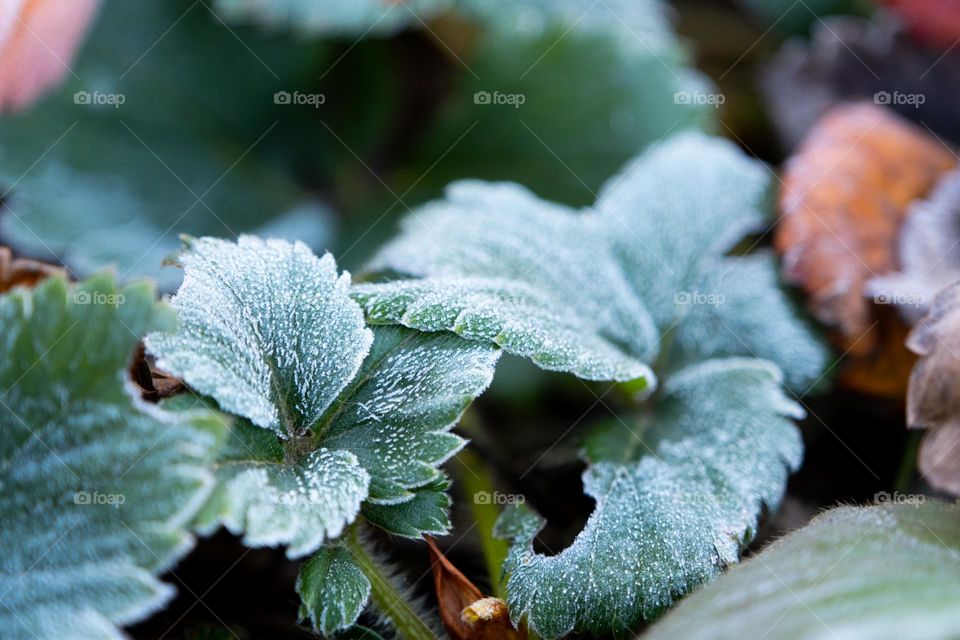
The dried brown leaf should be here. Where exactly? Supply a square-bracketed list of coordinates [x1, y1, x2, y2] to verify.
[775, 102, 956, 396]
[0, 246, 64, 292]
[426, 537, 524, 640]
[906, 282, 960, 495]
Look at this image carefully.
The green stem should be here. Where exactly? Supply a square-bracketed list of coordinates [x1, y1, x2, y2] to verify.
[894, 430, 923, 493]
[455, 448, 510, 599]
[346, 526, 438, 640]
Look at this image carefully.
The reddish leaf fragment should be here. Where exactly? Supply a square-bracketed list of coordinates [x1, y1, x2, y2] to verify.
[775, 102, 955, 396]
[426, 537, 524, 640]
[0, 246, 64, 292]
[880, 0, 960, 50]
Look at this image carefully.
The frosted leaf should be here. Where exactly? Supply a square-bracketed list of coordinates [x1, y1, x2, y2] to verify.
[213, 0, 450, 36]
[669, 253, 830, 392]
[595, 131, 771, 330]
[495, 358, 804, 638]
[147, 235, 373, 439]
[296, 545, 371, 636]
[645, 501, 960, 640]
[149, 237, 499, 558]
[361, 180, 658, 384]
[0, 275, 226, 639]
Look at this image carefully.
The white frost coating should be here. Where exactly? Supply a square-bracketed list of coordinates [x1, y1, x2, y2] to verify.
[296, 545, 371, 635]
[147, 235, 373, 438]
[0, 275, 225, 640]
[362, 180, 659, 384]
[497, 358, 804, 638]
[218, 449, 369, 559]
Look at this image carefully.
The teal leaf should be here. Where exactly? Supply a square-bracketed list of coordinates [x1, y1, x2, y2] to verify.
[0, 274, 226, 639]
[358, 180, 657, 384]
[496, 359, 803, 637]
[297, 545, 371, 636]
[644, 501, 960, 640]
[148, 236, 498, 559]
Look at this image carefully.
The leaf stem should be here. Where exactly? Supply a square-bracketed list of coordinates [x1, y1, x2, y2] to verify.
[347, 525, 438, 640]
[454, 448, 510, 599]
[894, 430, 923, 493]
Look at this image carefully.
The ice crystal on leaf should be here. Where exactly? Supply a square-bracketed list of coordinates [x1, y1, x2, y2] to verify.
[0, 274, 226, 640]
[361, 131, 828, 637]
[147, 236, 499, 632]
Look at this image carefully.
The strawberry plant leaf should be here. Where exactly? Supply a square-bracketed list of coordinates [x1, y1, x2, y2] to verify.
[147, 236, 499, 556]
[496, 359, 803, 637]
[356, 180, 657, 384]
[0, 274, 226, 639]
[296, 545, 371, 637]
[644, 501, 960, 640]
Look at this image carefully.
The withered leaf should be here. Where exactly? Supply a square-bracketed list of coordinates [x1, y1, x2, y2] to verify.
[426, 537, 524, 640]
[870, 169, 960, 324]
[762, 17, 960, 150]
[0, 246, 64, 292]
[775, 102, 955, 396]
[880, 0, 960, 50]
[906, 282, 960, 496]
[129, 341, 185, 403]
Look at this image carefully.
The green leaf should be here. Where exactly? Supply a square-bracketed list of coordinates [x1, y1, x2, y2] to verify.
[0, 0, 333, 290]
[297, 546, 371, 637]
[496, 359, 803, 637]
[0, 274, 226, 639]
[644, 501, 960, 640]
[405, 0, 711, 205]
[148, 236, 499, 557]
[356, 181, 657, 384]
[213, 0, 448, 37]
[362, 479, 452, 538]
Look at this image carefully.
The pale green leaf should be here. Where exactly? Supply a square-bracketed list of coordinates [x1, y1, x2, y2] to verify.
[496, 358, 803, 637]
[148, 236, 498, 559]
[297, 545, 371, 636]
[645, 501, 960, 640]
[358, 181, 657, 384]
[0, 274, 226, 639]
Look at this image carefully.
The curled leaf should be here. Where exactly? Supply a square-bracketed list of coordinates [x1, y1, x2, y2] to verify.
[870, 169, 960, 324]
[775, 102, 955, 395]
[906, 283, 960, 495]
[426, 537, 524, 640]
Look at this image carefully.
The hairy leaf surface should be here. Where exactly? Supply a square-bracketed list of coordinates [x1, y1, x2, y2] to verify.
[644, 502, 960, 640]
[296, 545, 371, 637]
[0, 274, 225, 639]
[148, 236, 498, 557]
[496, 359, 803, 637]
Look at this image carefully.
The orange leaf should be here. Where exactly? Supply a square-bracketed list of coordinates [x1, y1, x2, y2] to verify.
[775, 102, 956, 396]
[0, 246, 64, 292]
[426, 537, 524, 640]
[880, 0, 960, 50]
